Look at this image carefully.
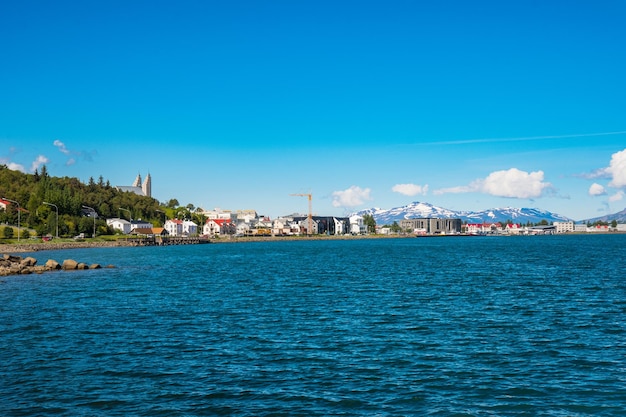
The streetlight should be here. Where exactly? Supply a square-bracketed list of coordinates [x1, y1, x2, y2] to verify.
[2, 197, 20, 241]
[43, 202, 59, 239]
[119, 207, 132, 234]
[82, 205, 97, 238]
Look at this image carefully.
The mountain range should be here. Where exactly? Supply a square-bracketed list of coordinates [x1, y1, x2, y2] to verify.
[351, 201, 574, 225]
[582, 207, 626, 224]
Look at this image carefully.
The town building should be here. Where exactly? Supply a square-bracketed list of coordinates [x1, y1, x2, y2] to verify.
[349, 215, 366, 234]
[164, 219, 198, 236]
[107, 218, 153, 234]
[164, 219, 183, 236]
[203, 218, 235, 237]
[292, 216, 349, 235]
[400, 218, 462, 235]
[554, 221, 574, 233]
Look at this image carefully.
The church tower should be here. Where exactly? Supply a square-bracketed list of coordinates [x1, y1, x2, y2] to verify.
[142, 173, 152, 198]
[132, 173, 142, 188]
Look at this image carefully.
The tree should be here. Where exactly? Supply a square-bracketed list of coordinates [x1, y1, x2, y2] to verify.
[390, 221, 401, 233]
[611, 220, 618, 229]
[167, 198, 179, 208]
[3, 226, 14, 239]
[362, 214, 376, 233]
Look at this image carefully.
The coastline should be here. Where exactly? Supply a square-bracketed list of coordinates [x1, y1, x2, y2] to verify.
[0, 234, 405, 253]
[1, 231, 621, 254]
[0, 240, 134, 254]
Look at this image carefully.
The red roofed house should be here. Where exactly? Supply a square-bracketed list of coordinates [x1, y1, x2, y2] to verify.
[164, 219, 183, 236]
[203, 218, 234, 237]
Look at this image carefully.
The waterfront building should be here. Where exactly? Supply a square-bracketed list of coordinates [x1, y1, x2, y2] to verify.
[182, 220, 198, 236]
[349, 215, 366, 235]
[203, 218, 235, 237]
[107, 218, 153, 234]
[399, 218, 462, 235]
[164, 219, 183, 236]
[554, 221, 574, 233]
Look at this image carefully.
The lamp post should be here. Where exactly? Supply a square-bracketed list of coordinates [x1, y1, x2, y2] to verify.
[82, 205, 97, 238]
[119, 207, 132, 234]
[2, 197, 20, 241]
[43, 202, 59, 238]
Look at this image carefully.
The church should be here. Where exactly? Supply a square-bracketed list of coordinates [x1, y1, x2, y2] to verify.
[116, 173, 152, 197]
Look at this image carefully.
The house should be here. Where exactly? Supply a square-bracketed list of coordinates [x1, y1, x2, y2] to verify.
[164, 219, 183, 236]
[151, 227, 168, 236]
[0, 198, 10, 211]
[182, 220, 198, 236]
[203, 219, 234, 237]
[272, 217, 290, 235]
[349, 215, 366, 234]
[106, 218, 132, 234]
[130, 219, 153, 233]
[129, 227, 155, 236]
[504, 223, 522, 235]
[465, 223, 501, 235]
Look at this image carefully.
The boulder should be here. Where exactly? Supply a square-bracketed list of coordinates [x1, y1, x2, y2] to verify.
[20, 257, 37, 267]
[90, 264, 102, 269]
[62, 259, 78, 270]
[77, 263, 89, 270]
[3, 254, 22, 263]
[45, 259, 61, 270]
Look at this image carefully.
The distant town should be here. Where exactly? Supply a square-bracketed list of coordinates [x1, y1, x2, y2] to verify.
[1, 169, 624, 241]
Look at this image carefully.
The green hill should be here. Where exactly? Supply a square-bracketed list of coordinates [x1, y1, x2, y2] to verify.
[0, 165, 179, 238]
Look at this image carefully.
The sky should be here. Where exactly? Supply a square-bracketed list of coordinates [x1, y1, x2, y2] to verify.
[1, 0, 625, 221]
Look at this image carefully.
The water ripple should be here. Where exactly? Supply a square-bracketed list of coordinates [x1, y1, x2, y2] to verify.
[1, 235, 626, 415]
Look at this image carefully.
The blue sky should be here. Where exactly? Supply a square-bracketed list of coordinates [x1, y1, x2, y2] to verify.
[1, 1, 625, 221]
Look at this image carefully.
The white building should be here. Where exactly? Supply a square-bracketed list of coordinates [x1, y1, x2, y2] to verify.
[106, 218, 132, 234]
[554, 221, 574, 233]
[164, 219, 183, 236]
[349, 215, 366, 234]
[182, 220, 198, 236]
[201, 208, 232, 220]
[574, 224, 588, 233]
[106, 218, 153, 234]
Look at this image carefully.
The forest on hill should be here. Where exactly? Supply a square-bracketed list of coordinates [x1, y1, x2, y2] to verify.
[0, 165, 200, 238]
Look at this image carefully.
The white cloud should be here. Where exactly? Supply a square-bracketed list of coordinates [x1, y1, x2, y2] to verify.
[7, 162, 26, 173]
[589, 183, 606, 196]
[30, 155, 49, 172]
[392, 183, 429, 196]
[606, 148, 626, 188]
[54, 139, 71, 155]
[434, 168, 552, 199]
[609, 190, 625, 202]
[332, 185, 372, 208]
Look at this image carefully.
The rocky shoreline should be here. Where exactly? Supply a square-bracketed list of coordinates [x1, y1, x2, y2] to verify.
[0, 240, 133, 253]
[0, 253, 114, 277]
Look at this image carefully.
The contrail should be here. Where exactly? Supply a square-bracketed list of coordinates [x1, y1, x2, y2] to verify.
[424, 130, 626, 146]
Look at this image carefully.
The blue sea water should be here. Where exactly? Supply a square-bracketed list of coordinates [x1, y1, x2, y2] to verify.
[1, 235, 626, 416]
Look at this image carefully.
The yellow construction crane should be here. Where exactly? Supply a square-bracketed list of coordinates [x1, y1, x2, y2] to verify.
[290, 193, 312, 236]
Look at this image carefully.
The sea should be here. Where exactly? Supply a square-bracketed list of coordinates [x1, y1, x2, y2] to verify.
[1, 234, 625, 416]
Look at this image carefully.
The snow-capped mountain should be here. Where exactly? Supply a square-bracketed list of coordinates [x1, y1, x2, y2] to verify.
[351, 201, 572, 224]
